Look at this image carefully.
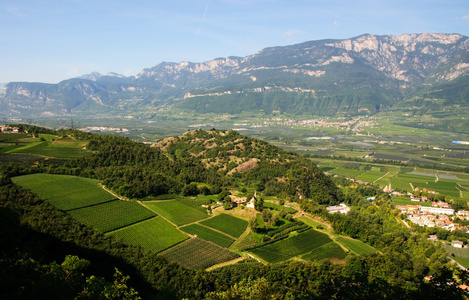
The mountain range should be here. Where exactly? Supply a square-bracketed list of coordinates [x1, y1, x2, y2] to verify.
[1, 33, 468, 119]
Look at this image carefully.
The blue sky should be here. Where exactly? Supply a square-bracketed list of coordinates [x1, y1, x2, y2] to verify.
[1, 0, 468, 83]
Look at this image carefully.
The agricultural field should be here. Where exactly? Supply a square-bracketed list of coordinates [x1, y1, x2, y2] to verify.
[3, 135, 91, 158]
[200, 213, 248, 238]
[143, 200, 209, 226]
[68, 200, 156, 232]
[335, 236, 377, 255]
[391, 196, 432, 207]
[355, 170, 387, 183]
[263, 201, 297, 213]
[160, 237, 240, 269]
[453, 257, 469, 269]
[12, 174, 116, 210]
[442, 243, 469, 260]
[301, 241, 347, 261]
[249, 229, 332, 263]
[109, 216, 188, 253]
[180, 224, 235, 248]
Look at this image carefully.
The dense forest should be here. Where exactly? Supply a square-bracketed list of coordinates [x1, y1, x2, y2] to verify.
[1, 125, 468, 299]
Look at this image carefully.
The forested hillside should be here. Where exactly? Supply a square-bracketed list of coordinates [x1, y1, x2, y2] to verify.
[1, 126, 468, 299]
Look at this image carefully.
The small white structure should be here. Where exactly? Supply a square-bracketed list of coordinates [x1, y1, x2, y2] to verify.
[452, 240, 464, 248]
[246, 191, 257, 209]
[326, 203, 350, 215]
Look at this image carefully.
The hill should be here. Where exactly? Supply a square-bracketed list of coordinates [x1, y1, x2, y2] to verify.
[1, 33, 468, 122]
[1, 126, 469, 299]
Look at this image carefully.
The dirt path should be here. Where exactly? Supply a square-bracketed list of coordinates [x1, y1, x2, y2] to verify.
[373, 171, 390, 184]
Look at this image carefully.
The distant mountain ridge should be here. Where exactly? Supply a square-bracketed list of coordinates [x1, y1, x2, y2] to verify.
[1, 33, 468, 118]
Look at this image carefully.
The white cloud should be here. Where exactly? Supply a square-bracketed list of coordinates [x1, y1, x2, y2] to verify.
[462, 14, 469, 20]
[283, 31, 294, 38]
[334, 20, 340, 26]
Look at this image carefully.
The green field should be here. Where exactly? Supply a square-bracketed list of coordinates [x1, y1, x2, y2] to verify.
[391, 195, 432, 207]
[328, 168, 364, 178]
[200, 214, 248, 238]
[109, 216, 188, 253]
[5, 136, 91, 158]
[68, 200, 156, 232]
[301, 241, 347, 261]
[442, 243, 469, 260]
[180, 224, 235, 248]
[249, 229, 332, 263]
[264, 201, 297, 213]
[143, 200, 209, 226]
[453, 257, 469, 269]
[12, 174, 116, 210]
[355, 170, 386, 183]
[160, 238, 239, 269]
[335, 236, 377, 255]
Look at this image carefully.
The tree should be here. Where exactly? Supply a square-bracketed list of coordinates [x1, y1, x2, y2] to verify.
[249, 217, 259, 233]
[255, 197, 264, 211]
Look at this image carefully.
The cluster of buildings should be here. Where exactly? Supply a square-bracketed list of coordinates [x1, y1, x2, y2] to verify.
[0, 126, 21, 133]
[397, 202, 469, 232]
[79, 126, 129, 133]
[251, 116, 375, 132]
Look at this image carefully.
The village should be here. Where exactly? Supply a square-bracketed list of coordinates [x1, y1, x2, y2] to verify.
[0, 126, 22, 133]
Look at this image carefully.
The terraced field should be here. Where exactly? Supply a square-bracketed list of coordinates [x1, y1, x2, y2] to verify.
[249, 229, 332, 263]
[144, 200, 209, 226]
[302, 241, 347, 261]
[180, 224, 235, 247]
[335, 236, 377, 255]
[68, 200, 155, 232]
[12, 174, 116, 210]
[160, 238, 239, 269]
[109, 216, 188, 253]
[200, 213, 248, 238]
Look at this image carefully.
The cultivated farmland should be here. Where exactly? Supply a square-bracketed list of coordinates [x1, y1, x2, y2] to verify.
[160, 238, 239, 269]
[109, 216, 188, 253]
[68, 200, 155, 232]
[249, 229, 332, 263]
[302, 241, 347, 261]
[335, 236, 377, 255]
[143, 200, 209, 226]
[200, 213, 248, 238]
[180, 224, 235, 248]
[12, 174, 116, 210]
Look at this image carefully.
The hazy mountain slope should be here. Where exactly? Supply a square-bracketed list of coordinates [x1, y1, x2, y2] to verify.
[1, 33, 468, 117]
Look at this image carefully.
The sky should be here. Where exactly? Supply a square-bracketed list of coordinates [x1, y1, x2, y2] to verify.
[1, 0, 468, 84]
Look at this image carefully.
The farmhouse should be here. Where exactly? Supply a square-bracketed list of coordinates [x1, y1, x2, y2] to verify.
[246, 191, 257, 209]
[452, 240, 464, 248]
[229, 195, 247, 207]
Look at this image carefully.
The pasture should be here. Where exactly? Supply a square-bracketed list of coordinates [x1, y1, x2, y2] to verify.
[160, 238, 239, 269]
[180, 224, 235, 247]
[249, 229, 332, 263]
[12, 174, 116, 210]
[200, 213, 248, 238]
[68, 200, 155, 232]
[335, 236, 377, 255]
[143, 200, 209, 226]
[109, 216, 188, 253]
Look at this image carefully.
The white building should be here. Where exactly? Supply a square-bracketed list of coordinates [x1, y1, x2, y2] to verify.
[326, 203, 350, 215]
[419, 206, 454, 215]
